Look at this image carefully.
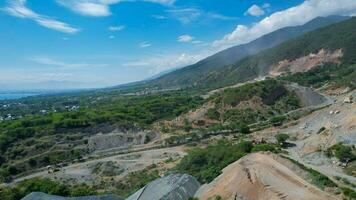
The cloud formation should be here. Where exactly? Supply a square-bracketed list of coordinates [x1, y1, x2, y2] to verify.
[29, 56, 107, 69]
[139, 42, 151, 48]
[151, 14, 168, 19]
[57, 0, 175, 17]
[178, 35, 194, 42]
[4, 0, 79, 33]
[245, 4, 265, 16]
[213, 0, 356, 49]
[123, 52, 207, 75]
[166, 7, 237, 24]
[109, 25, 125, 31]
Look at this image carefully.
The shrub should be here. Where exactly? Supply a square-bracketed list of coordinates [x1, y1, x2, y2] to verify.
[275, 133, 289, 144]
[270, 115, 286, 126]
[342, 187, 356, 199]
[206, 108, 220, 120]
[176, 140, 251, 183]
[329, 144, 355, 161]
[252, 144, 280, 153]
[228, 122, 250, 134]
[317, 127, 326, 134]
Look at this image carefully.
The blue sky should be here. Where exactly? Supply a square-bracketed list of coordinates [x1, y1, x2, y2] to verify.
[0, 0, 355, 90]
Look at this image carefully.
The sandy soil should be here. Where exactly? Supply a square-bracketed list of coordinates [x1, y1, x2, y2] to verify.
[195, 152, 339, 200]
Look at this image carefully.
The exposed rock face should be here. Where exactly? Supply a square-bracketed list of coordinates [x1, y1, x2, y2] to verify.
[88, 130, 158, 152]
[269, 49, 343, 77]
[285, 83, 331, 107]
[126, 173, 200, 200]
[21, 192, 123, 200]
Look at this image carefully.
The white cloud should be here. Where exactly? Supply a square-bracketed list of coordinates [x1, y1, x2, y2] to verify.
[109, 25, 125, 31]
[166, 8, 202, 24]
[139, 42, 151, 48]
[245, 4, 265, 16]
[177, 35, 203, 44]
[29, 56, 107, 69]
[4, 0, 79, 33]
[151, 15, 168, 19]
[214, 0, 356, 49]
[208, 13, 238, 20]
[122, 61, 150, 67]
[56, 0, 115, 17]
[75, 2, 111, 16]
[143, 0, 175, 5]
[166, 8, 237, 24]
[123, 52, 207, 75]
[56, 0, 175, 17]
[178, 35, 194, 42]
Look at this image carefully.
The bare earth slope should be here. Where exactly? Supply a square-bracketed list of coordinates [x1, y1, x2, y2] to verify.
[195, 152, 338, 200]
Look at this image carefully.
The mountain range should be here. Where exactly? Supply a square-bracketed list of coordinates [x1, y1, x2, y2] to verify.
[114, 15, 351, 91]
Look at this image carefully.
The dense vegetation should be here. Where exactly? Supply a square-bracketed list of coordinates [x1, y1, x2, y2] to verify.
[175, 140, 281, 183]
[0, 178, 96, 200]
[206, 79, 300, 126]
[280, 63, 356, 89]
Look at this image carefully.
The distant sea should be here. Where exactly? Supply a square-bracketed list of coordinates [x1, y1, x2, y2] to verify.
[0, 93, 39, 100]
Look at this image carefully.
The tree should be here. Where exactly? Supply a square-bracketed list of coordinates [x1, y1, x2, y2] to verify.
[28, 158, 37, 167]
[270, 115, 286, 126]
[275, 133, 289, 145]
[7, 166, 18, 175]
[239, 123, 250, 134]
[332, 144, 355, 161]
[229, 122, 250, 134]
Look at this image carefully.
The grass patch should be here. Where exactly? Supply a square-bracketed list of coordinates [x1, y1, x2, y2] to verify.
[281, 156, 336, 189]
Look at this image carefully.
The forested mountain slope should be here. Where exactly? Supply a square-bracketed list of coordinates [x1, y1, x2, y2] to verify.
[183, 16, 356, 89]
[138, 16, 349, 90]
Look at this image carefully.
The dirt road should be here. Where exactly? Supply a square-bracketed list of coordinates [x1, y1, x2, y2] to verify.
[11, 146, 186, 185]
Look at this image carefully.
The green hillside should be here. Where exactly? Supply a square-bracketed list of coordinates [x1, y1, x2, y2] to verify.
[110, 16, 348, 92]
[141, 17, 355, 91]
[194, 17, 356, 89]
